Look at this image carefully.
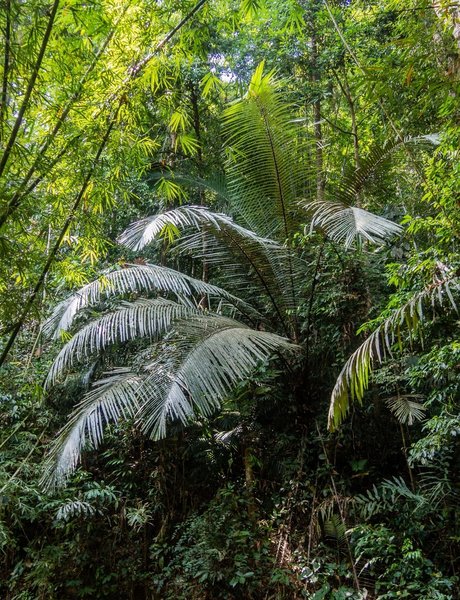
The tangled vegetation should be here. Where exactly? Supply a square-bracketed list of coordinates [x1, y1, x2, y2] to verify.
[0, 1, 459, 598]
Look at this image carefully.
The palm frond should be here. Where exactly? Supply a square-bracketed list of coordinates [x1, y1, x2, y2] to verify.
[42, 368, 141, 490]
[334, 135, 439, 207]
[44, 262, 249, 338]
[223, 62, 309, 240]
[119, 205, 301, 332]
[386, 395, 426, 425]
[306, 135, 438, 247]
[309, 202, 402, 248]
[138, 315, 297, 440]
[329, 276, 459, 430]
[45, 299, 197, 388]
[44, 317, 296, 488]
[118, 205, 278, 252]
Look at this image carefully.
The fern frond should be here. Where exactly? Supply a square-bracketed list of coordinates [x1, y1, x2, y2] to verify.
[329, 276, 459, 430]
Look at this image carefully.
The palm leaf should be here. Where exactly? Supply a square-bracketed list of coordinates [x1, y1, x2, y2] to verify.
[138, 315, 297, 440]
[307, 135, 438, 247]
[222, 62, 309, 240]
[45, 299, 197, 388]
[309, 202, 402, 248]
[118, 205, 278, 252]
[42, 368, 141, 489]
[43, 318, 296, 488]
[386, 395, 426, 425]
[119, 205, 302, 334]
[146, 171, 230, 205]
[329, 276, 459, 430]
[44, 262, 249, 337]
[334, 135, 439, 207]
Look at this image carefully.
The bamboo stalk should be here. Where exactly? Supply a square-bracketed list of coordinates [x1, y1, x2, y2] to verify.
[0, 20, 118, 230]
[0, 0, 12, 142]
[0, 0, 60, 180]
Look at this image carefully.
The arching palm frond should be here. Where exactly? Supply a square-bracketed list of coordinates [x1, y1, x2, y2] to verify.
[42, 368, 141, 490]
[44, 262, 249, 338]
[223, 62, 309, 240]
[118, 205, 278, 253]
[43, 317, 296, 488]
[173, 227, 306, 329]
[306, 135, 438, 247]
[334, 135, 439, 207]
[309, 201, 402, 248]
[118, 205, 302, 334]
[138, 315, 297, 440]
[45, 299, 198, 388]
[328, 276, 459, 431]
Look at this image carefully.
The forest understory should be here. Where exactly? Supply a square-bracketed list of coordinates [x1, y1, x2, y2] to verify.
[0, 1, 459, 598]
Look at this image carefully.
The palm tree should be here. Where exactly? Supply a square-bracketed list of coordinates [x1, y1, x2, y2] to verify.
[43, 64, 404, 487]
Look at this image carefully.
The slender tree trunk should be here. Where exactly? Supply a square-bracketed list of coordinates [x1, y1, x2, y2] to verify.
[190, 81, 210, 311]
[0, 0, 11, 143]
[332, 68, 360, 171]
[311, 29, 325, 202]
[0, 0, 60, 180]
[342, 68, 360, 170]
[243, 442, 256, 522]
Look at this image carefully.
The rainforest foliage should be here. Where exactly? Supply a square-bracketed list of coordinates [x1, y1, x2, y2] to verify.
[0, 0, 459, 598]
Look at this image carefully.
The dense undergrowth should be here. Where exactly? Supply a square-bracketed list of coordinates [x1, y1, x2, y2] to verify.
[1, 0, 460, 598]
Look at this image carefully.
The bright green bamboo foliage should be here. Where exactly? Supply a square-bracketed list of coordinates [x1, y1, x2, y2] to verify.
[0, 0, 213, 352]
